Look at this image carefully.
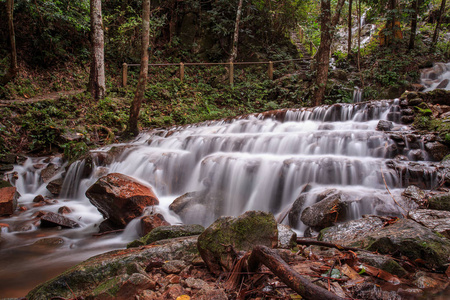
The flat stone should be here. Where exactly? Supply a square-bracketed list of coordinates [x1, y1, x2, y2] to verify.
[162, 260, 187, 274]
[40, 212, 80, 228]
[408, 209, 450, 238]
[128, 224, 204, 248]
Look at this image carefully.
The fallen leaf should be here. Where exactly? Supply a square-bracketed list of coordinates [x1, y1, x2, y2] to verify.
[357, 264, 401, 284]
[176, 295, 190, 300]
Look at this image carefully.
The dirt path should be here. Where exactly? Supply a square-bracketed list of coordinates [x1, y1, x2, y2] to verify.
[0, 89, 85, 107]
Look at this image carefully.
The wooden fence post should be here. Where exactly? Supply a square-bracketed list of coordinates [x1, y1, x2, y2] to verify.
[122, 63, 128, 87]
[229, 62, 234, 86]
[268, 61, 273, 80]
[180, 62, 185, 82]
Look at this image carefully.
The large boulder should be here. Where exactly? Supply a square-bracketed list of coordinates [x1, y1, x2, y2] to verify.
[128, 224, 205, 248]
[402, 185, 426, 207]
[320, 218, 450, 270]
[197, 211, 278, 275]
[27, 236, 199, 300]
[140, 213, 170, 236]
[46, 178, 64, 196]
[408, 209, 450, 238]
[0, 186, 20, 216]
[301, 192, 347, 230]
[85, 173, 159, 230]
[425, 142, 449, 161]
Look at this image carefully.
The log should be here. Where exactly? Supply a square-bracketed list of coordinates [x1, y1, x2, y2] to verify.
[248, 245, 344, 300]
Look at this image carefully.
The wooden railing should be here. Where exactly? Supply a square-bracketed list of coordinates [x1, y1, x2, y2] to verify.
[121, 59, 306, 87]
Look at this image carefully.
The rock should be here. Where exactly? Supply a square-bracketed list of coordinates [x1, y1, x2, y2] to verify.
[113, 273, 156, 300]
[40, 212, 80, 228]
[27, 236, 199, 299]
[161, 284, 187, 300]
[33, 195, 45, 203]
[319, 215, 385, 246]
[40, 163, 61, 183]
[128, 224, 205, 248]
[321, 218, 450, 270]
[193, 286, 228, 300]
[169, 191, 225, 226]
[402, 185, 426, 206]
[0, 186, 19, 216]
[356, 252, 407, 277]
[425, 142, 449, 161]
[288, 194, 307, 227]
[140, 213, 170, 236]
[413, 273, 441, 289]
[46, 178, 64, 196]
[277, 224, 297, 248]
[0, 180, 12, 188]
[428, 193, 450, 211]
[376, 120, 394, 131]
[85, 173, 159, 230]
[33, 237, 65, 247]
[162, 260, 187, 274]
[57, 206, 72, 214]
[301, 193, 347, 230]
[436, 79, 450, 89]
[197, 211, 278, 274]
[185, 277, 208, 289]
[408, 209, 450, 238]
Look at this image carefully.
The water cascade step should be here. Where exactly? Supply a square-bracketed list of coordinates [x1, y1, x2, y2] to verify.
[0, 99, 446, 297]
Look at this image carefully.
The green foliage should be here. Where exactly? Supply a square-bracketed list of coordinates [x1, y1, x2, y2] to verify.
[61, 141, 89, 162]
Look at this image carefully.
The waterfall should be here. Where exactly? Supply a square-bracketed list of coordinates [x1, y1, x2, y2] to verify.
[353, 87, 363, 103]
[421, 62, 450, 91]
[0, 99, 442, 297]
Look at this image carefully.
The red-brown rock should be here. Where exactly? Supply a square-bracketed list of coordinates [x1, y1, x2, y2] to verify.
[0, 186, 19, 216]
[85, 173, 159, 229]
[140, 213, 170, 236]
[40, 211, 80, 228]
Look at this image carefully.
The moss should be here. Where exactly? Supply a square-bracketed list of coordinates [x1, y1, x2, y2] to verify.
[91, 276, 122, 297]
[428, 194, 450, 211]
[0, 180, 12, 188]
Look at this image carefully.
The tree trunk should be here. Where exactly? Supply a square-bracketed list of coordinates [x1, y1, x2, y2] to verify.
[248, 245, 345, 300]
[409, 0, 419, 50]
[1, 0, 18, 85]
[432, 0, 447, 46]
[347, 0, 352, 57]
[230, 0, 244, 62]
[89, 0, 106, 100]
[127, 0, 150, 137]
[312, 0, 346, 106]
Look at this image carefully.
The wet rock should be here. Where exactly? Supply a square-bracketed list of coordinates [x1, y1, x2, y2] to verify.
[408, 209, 450, 238]
[33, 195, 45, 203]
[140, 213, 170, 236]
[356, 252, 407, 277]
[27, 236, 198, 299]
[288, 194, 307, 227]
[0, 186, 19, 216]
[40, 163, 61, 183]
[0, 180, 12, 188]
[413, 273, 440, 289]
[197, 211, 278, 274]
[46, 178, 63, 196]
[33, 237, 65, 247]
[376, 120, 394, 131]
[321, 218, 450, 270]
[169, 191, 225, 226]
[128, 224, 205, 248]
[162, 260, 187, 274]
[277, 224, 297, 248]
[402, 185, 426, 206]
[40, 212, 80, 228]
[301, 193, 347, 230]
[436, 79, 450, 89]
[350, 282, 401, 300]
[185, 277, 208, 289]
[114, 273, 156, 300]
[193, 286, 228, 300]
[428, 193, 450, 211]
[85, 173, 159, 230]
[57, 206, 72, 214]
[425, 141, 449, 161]
[161, 284, 187, 299]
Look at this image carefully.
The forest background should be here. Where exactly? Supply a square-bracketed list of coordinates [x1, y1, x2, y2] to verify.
[0, 0, 449, 160]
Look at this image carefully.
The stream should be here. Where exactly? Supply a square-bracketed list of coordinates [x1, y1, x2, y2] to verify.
[0, 99, 442, 297]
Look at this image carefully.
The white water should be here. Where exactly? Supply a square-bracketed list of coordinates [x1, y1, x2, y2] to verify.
[0, 99, 441, 297]
[421, 62, 450, 91]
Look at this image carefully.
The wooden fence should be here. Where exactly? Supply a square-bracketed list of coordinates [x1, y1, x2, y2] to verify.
[121, 59, 306, 87]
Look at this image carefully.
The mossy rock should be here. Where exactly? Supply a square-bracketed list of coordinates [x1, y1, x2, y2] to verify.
[356, 252, 407, 277]
[197, 211, 278, 275]
[27, 236, 198, 299]
[0, 180, 12, 188]
[127, 224, 204, 248]
[428, 194, 450, 211]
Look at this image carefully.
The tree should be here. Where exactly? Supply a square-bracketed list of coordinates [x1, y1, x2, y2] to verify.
[348, 0, 353, 57]
[230, 0, 244, 62]
[312, 0, 346, 106]
[127, 0, 150, 137]
[409, 0, 419, 50]
[89, 0, 106, 100]
[1, 0, 18, 85]
[432, 0, 447, 47]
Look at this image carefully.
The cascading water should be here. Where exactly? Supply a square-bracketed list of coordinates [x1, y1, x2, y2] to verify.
[0, 99, 442, 297]
[421, 62, 450, 91]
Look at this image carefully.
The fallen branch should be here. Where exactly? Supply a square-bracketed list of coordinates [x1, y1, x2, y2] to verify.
[296, 238, 364, 252]
[248, 245, 344, 300]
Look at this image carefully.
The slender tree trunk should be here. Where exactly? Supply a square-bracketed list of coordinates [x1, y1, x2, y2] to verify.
[127, 0, 150, 137]
[89, 0, 106, 100]
[432, 0, 447, 46]
[409, 0, 419, 50]
[230, 0, 244, 62]
[312, 0, 346, 106]
[347, 0, 352, 57]
[2, 0, 18, 85]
